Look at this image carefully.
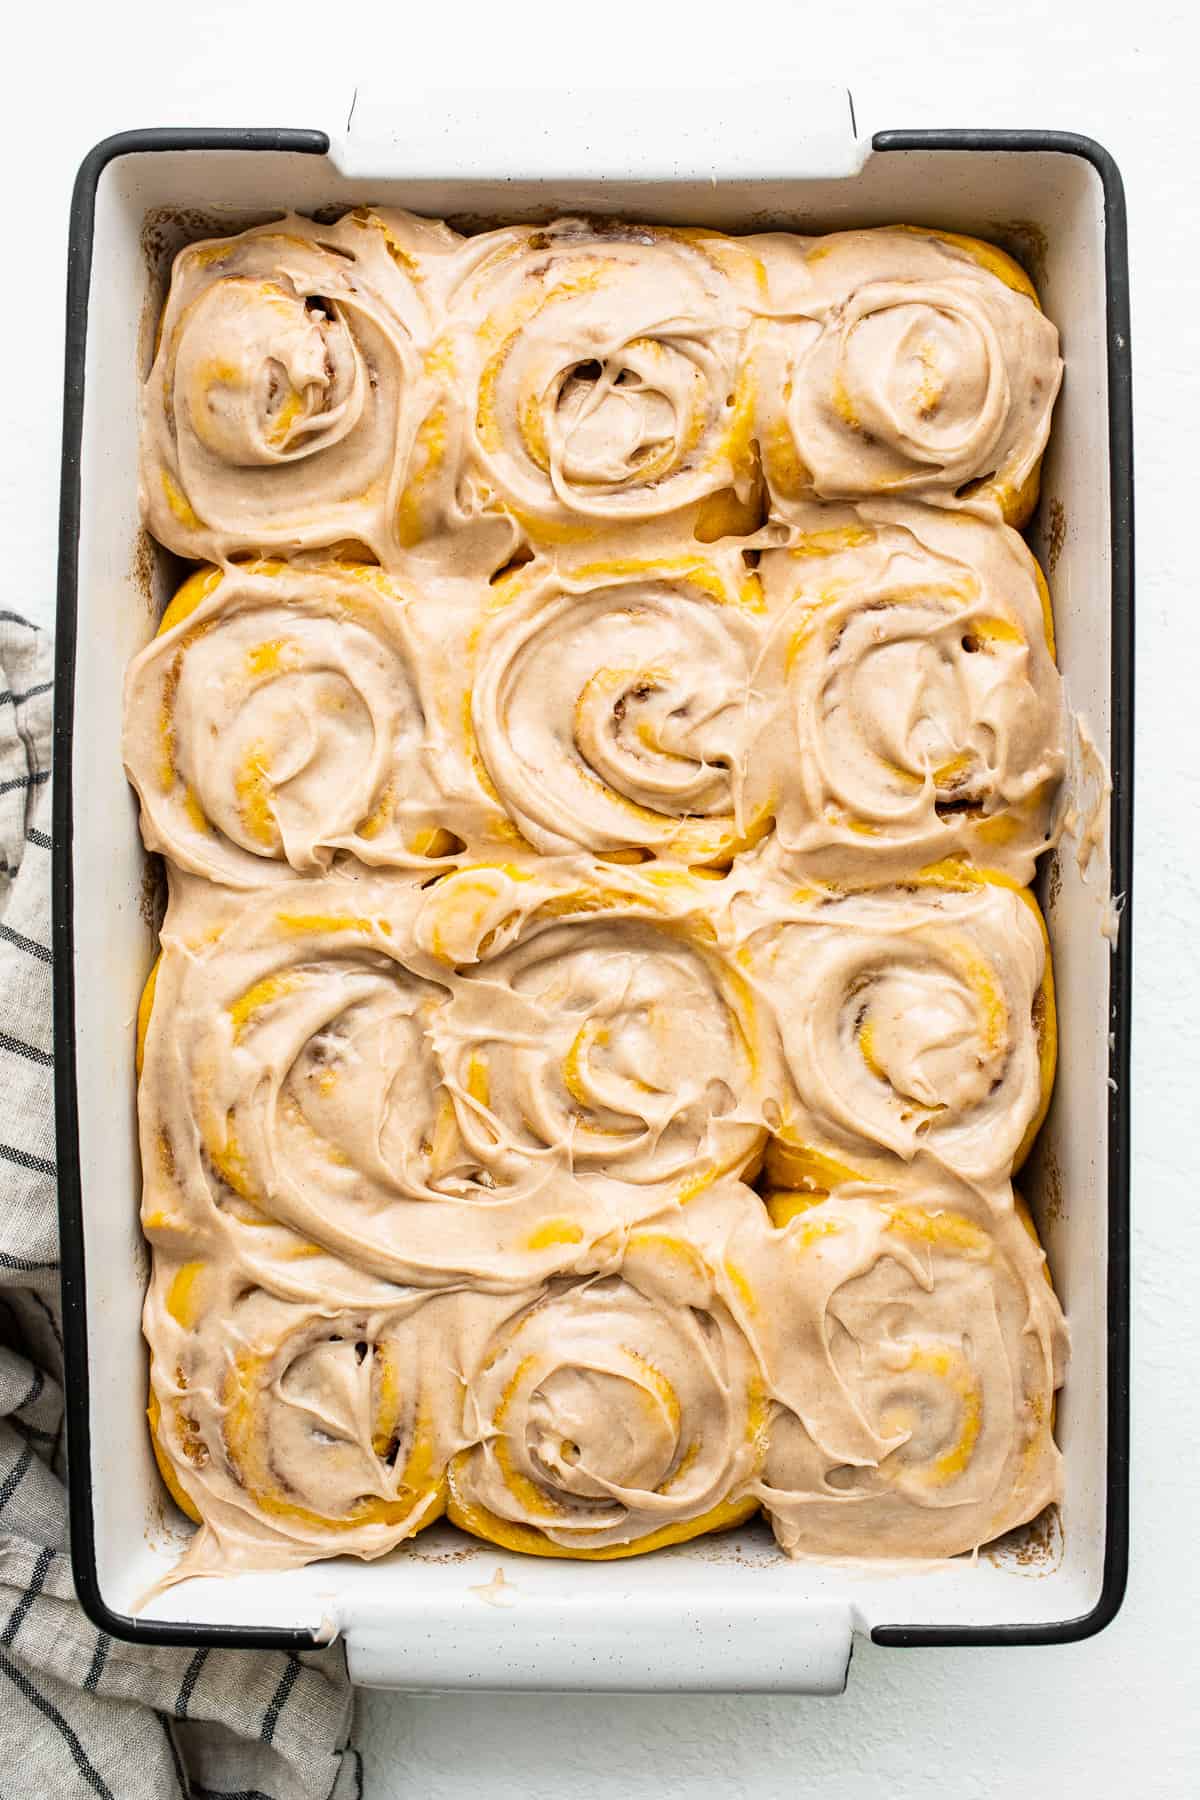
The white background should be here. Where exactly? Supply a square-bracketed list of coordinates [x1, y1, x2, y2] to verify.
[7, 1, 1196, 1793]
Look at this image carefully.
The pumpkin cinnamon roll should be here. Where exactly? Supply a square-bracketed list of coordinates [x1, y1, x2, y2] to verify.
[123, 559, 483, 887]
[138, 880, 676, 1289]
[723, 1172, 1066, 1559]
[447, 1196, 766, 1557]
[744, 866, 1055, 1189]
[449, 219, 763, 544]
[755, 226, 1062, 527]
[140, 209, 455, 562]
[749, 501, 1064, 882]
[471, 549, 773, 863]
[418, 862, 768, 1191]
[144, 1257, 486, 1575]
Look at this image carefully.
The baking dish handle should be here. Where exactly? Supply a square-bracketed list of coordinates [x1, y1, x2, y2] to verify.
[328, 83, 867, 183]
[342, 1572, 855, 1693]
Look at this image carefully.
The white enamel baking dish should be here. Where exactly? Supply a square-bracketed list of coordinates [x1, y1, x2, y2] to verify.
[53, 85, 1133, 1693]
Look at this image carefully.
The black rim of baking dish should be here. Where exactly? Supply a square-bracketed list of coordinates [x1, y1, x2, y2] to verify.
[52, 126, 1133, 1658]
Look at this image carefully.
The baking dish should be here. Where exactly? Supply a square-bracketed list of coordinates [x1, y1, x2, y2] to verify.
[53, 86, 1133, 1691]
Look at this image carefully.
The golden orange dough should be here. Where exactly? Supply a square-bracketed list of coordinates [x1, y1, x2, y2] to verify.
[445, 1479, 760, 1561]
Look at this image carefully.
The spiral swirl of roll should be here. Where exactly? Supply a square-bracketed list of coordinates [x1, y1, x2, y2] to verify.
[138, 877, 733, 1293]
[419, 863, 767, 1189]
[143, 1257, 487, 1574]
[123, 559, 487, 886]
[448, 1201, 766, 1556]
[755, 227, 1062, 527]
[472, 550, 771, 861]
[448, 219, 764, 540]
[140, 209, 460, 562]
[722, 1173, 1066, 1558]
[743, 867, 1055, 1188]
[749, 501, 1064, 882]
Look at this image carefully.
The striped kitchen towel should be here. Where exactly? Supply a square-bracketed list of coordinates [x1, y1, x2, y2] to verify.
[0, 612, 361, 1799]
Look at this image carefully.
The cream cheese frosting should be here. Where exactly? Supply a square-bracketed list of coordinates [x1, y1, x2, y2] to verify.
[124, 512, 1065, 884]
[442, 218, 765, 542]
[133, 208, 1070, 1580]
[470, 547, 772, 862]
[752, 227, 1063, 527]
[140, 209, 460, 564]
[749, 500, 1065, 882]
[726, 1173, 1065, 1559]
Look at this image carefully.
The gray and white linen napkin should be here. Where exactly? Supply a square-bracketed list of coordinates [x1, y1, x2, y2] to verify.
[0, 612, 361, 1799]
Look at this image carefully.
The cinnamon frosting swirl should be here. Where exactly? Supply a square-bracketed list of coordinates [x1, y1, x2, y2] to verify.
[143, 1252, 491, 1577]
[724, 1172, 1066, 1559]
[471, 549, 771, 862]
[741, 865, 1055, 1189]
[138, 879, 677, 1292]
[141, 209, 458, 563]
[750, 501, 1064, 882]
[134, 207, 1071, 1579]
[447, 219, 764, 542]
[754, 227, 1062, 526]
[123, 559, 482, 885]
[448, 1191, 767, 1556]
[416, 862, 768, 1190]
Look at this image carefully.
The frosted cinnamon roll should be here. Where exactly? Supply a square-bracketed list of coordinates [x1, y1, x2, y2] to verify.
[144, 1258, 484, 1575]
[755, 227, 1062, 527]
[141, 209, 455, 562]
[448, 1200, 766, 1556]
[418, 863, 768, 1191]
[722, 1174, 1066, 1559]
[123, 560, 482, 887]
[750, 502, 1064, 882]
[471, 550, 773, 863]
[449, 219, 763, 542]
[743, 867, 1055, 1189]
[138, 881, 651, 1290]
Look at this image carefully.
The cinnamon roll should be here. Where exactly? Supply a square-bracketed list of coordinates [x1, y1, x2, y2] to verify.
[138, 880, 658, 1291]
[743, 866, 1055, 1189]
[755, 227, 1062, 527]
[140, 209, 457, 562]
[418, 862, 768, 1190]
[471, 549, 772, 862]
[447, 1196, 766, 1556]
[123, 559, 484, 886]
[449, 219, 764, 543]
[750, 501, 1064, 882]
[723, 1171, 1066, 1559]
[143, 1254, 486, 1575]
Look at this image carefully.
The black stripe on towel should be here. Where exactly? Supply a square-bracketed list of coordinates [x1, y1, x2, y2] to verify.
[0, 681, 53, 709]
[0, 923, 51, 964]
[260, 1654, 302, 1745]
[0, 1649, 114, 1798]
[0, 1144, 56, 1179]
[0, 769, 49, 798]
[156, 1713, 191, 1798]
[0, 1543, 53, 1644]
[0, 1032, 53, 1068]
[82, 1632, 110, 1693]
[174, 1647, 209, 1719]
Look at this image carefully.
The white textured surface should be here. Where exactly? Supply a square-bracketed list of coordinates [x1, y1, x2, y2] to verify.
[8, 0, 1194, 1791]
